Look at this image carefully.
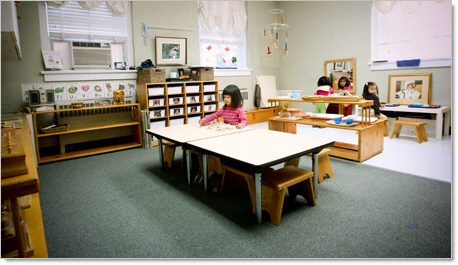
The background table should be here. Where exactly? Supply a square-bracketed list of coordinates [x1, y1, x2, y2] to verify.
[381, 105, 451, 140]
[187, 128, 334, 224]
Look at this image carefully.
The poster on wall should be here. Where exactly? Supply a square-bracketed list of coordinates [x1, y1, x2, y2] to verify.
[41, 50, 64, 70]
[52, 83, 67, 101]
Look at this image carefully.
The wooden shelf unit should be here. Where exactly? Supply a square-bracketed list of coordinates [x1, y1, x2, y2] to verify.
[137, 80, 220, 129]
[32, 104, 142, 164]
[267, 98, 385, 163]
[2, 115, 47, 258]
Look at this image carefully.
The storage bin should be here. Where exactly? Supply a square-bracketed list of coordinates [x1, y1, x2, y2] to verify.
[203, 84, 216, 92]
[188, 115, 201, 124]
[188, 106, 201, 113]
[138, 68, 165, 84]
[150, 109, 165, 118]
[170, 108, 184, 116]
[168, 86, 182, 94]
[169, 118, 184, 126]
[148, 86, 165, 95]
[190, 67, 214, 81]
[187, 95, 200, 103]
[204, 104, 216, 111]
[149, 98, 164, 107]
[186, 85, 200, 93]
[204, 94, 216, 102]
[169, 97, 183, 105]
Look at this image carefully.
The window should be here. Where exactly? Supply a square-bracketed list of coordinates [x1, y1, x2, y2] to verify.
[371, 1, 451, 70]
[198, 1, 248, 70]
[45, 1, 131, 70]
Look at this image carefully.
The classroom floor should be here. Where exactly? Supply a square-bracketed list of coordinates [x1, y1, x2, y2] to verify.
[250, 122, 452, 183]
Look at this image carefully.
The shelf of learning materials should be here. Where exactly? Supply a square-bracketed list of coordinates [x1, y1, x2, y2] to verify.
[267, 98, 385, 162]
[32, 104, 142, 164]
[137, 80, 220, 138]
[2, 115, 47, 258]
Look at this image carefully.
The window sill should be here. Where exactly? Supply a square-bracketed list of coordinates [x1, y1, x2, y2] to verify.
[214, 68, 252, 77]
[41, 69, 137, 82]
[369, 58, 451, 70]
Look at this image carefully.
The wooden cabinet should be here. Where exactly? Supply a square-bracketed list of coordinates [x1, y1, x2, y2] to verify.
[137, 81, 219, 130]
[32, 104, 142, 164]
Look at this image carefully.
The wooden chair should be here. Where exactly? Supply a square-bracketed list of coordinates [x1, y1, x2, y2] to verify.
[389, 120, 428, 143]
[162, 140, 179, 168]
[261, 166, 316, 225]
[306, 148, 333, 184]
[220, 164, 274, 213]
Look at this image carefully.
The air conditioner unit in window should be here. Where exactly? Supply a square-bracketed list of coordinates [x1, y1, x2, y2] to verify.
[71, 41, 112, 69]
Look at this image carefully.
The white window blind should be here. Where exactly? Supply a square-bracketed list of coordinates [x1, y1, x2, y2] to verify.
[47, 1, 127, 41]
[371, 1, 451, 70]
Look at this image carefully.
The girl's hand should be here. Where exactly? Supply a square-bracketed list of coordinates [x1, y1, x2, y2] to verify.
[236, 124, 243, 129]
[199, 120, 203, 126]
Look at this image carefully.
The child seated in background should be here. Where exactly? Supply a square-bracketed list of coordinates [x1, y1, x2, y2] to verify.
[315, 76, 334, 114]
[362, 82, 386, 119]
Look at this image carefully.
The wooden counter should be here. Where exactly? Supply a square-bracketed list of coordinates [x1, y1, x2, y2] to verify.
[2, 114, 48, 258]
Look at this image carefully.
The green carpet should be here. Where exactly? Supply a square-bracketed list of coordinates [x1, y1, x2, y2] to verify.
[37, 147, 451, 258]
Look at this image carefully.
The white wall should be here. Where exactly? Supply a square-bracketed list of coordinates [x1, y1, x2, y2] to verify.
[278, 1, 451, 112]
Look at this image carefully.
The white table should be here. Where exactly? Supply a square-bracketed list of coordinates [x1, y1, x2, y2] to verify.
[146, 123, 255, 187]
[381, 105, 451, 140]
[187, 128, 334, 224]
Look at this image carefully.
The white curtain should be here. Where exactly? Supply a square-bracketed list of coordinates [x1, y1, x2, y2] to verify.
[197, 1, 247, 35]
[47, 1, 128, 16]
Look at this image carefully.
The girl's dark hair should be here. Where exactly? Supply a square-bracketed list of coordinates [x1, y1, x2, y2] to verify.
[362, 82, 378, 98]
[222, 84, 243, 108]
[338, 76, 351, 89]
[317, 76, 331, 87]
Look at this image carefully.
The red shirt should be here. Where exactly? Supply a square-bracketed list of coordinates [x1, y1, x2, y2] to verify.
[201, 105, 247, 127]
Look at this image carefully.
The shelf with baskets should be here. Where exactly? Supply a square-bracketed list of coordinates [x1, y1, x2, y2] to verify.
[137, 81, 219, 136]
[32, 104, 142, 164]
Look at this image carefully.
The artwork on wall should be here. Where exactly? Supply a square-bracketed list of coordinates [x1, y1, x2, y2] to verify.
[388, 73, 432, 105]
[41, 50, 63, 70]
[155, 36, 187, 66]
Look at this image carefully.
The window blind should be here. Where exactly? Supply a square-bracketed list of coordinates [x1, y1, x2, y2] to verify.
[47, 1, 127, 41]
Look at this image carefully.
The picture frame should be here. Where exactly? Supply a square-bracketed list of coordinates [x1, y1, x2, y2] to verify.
[334, 61, 344, 71]
[156, 36, 187, 66]
[41, 50, 63, 70]
[388, 73, 432, 105]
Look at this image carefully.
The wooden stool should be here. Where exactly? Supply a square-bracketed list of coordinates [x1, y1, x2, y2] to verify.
[221, 164, 274, 213]
[162, 140, 179, 168]
[389, 120, 428, 143]
[306, 148, 333, 184]
[262, 166, 316, 225]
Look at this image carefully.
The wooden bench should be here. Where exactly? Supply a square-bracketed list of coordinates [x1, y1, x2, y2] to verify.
[389, 120, 428, 143]
[262, 167, 316, 225]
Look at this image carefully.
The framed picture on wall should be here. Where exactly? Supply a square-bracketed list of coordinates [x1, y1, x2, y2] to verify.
[155, 36, 187, 66]
[388, 73, 432, 105]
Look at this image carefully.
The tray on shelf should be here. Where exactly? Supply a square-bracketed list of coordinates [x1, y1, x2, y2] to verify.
[309, 113, 344, 120]
[324, 96, 362, 102]
[326, 120, 360, 126]
[301, 95, 323, 101]
[41, 124, 69, 134]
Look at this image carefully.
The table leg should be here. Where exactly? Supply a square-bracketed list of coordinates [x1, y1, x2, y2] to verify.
[158, 139, 164, 170]
[313, 153, 319, 197]
[203, 154, 208, 193]
[186, 149, 192, 186]
[435, 113, 443, 141]
[255, 172, 262, 224]
[444, 111, 451, 137]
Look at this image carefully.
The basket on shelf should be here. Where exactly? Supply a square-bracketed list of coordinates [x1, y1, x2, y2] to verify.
[71, 102, 84, 109]
[190, 67, 214, 81]
[137, 68, 166, 84]
[41, 124, 70, 134]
